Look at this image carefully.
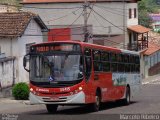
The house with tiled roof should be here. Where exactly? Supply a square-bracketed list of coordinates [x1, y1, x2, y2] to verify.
[141, 42, 160, 78]
[21, 0, 151, 51]
[0, 12, 48, 89]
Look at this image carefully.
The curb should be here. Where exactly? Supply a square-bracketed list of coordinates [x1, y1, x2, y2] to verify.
[0, 98, 29, 104]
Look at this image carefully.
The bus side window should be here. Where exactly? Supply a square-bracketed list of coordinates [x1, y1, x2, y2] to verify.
[84, 48, 92, 80]
[93, 50, 102, 71]
[111, 52, 117, 62]
[101, 51, 110, 72]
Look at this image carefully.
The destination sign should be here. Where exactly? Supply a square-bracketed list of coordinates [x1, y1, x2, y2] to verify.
[32, 44, 81, 53]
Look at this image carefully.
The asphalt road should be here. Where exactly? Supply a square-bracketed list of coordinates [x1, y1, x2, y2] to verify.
[0, 80, 160, 120]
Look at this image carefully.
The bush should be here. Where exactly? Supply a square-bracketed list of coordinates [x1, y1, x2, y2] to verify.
[12, 82, 29, 100]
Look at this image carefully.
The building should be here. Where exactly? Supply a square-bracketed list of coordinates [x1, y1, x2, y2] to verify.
[149, 14, 160, 32]
[0, 12, 48, 88]
[0, 3, 18, 13]
[21, 0, 150, 51]
[141, 42, 160, 78]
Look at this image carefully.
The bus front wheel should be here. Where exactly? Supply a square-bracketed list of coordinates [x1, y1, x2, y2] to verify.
[46, 104, 58, 113]
[90, 92, 101, 112]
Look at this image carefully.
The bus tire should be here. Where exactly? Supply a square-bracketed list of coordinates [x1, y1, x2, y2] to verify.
[46, 104, 58, 113]
[123, 86, 130, 105]
[91, 92, 101, 112]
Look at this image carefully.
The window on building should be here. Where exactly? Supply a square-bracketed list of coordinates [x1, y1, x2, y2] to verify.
[129, 8, 132, 19]
[134, 8, 137, 18]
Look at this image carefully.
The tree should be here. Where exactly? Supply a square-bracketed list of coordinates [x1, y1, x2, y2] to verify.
[138, 0, 160, 28]
[0, 0, 22, 9]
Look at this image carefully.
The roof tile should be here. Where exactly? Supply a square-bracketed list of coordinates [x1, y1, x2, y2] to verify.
[0, 12, 37, 37]
[127, 25, 150, 34]
[143, 42, 160, 55]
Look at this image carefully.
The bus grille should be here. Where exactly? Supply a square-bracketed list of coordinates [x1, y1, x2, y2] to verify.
[42, 97, 67, 102]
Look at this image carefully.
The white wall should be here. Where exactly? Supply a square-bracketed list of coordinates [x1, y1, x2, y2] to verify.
[0, 19, 44, 84]
[17, 19, 43, 83]
[127, 3, 138, 26]
[0, 59, 15, 88]
[143, 50, 160, 78]
[0, 38, 18, 57]
[23, 2, 138, 35]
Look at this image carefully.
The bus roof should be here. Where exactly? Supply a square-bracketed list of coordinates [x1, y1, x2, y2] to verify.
[33, 40, 139, 55]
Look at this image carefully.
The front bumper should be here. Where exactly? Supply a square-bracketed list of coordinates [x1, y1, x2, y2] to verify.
[29, 91, 85, 105]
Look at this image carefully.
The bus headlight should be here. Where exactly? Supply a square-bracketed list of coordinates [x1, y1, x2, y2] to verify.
[79, 87, 83, 90]
[30, 88, 33, 92]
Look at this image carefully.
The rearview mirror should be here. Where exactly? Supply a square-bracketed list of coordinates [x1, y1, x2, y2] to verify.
[23, 55, 30, 72]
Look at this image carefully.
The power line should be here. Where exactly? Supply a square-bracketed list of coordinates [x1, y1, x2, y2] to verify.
[47, 9, 84, 37]
[91, 7, 127, 32]
[94, 5, 128, 17]
[93, 4, 128, 12]
[44, 8, 82, 23]
[91, 15, 126, 46]
[92, 12, 107, 29]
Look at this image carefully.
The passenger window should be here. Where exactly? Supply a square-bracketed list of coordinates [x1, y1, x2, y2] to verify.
[135, 56, 140, 64]
[118, 63, 124, 72]
[124, 55, 129, 63]
[125, 64, 130, 72]
[111, 53, 117, 62]
[101, 52, 110, 61]
[111, 63, 117, 72]
[102, 62, 110, 72]
[135, 64, 140, 72]
[94, 61, 102, 71]
[93, 50, 101, 60]
[117, 54, 123, 62]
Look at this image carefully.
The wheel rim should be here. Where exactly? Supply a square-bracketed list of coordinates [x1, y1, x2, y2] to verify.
[127, 93, 130, 103]
[126, 88, 130, 103]
[95, 96, 100, 110]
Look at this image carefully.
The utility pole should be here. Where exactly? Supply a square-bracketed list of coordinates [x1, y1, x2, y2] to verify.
[123, 0, 126, 49]
[83, 0, 88, 42]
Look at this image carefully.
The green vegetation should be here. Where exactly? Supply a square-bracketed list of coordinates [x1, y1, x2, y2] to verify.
[0, 0, 22, 9]
[0, 0, 20, 5]
[12, 82, 29, 100]
[138, 0, 160, 28]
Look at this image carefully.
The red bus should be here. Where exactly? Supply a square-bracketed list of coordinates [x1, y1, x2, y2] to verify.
[23, 41, 141, 113]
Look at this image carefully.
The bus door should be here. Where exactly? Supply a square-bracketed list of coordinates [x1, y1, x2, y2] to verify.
[83, 48, 95, 103]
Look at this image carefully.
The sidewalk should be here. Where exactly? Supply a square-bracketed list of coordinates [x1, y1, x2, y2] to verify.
[0, 97, 29, 104]
[142, 74, 160, 84]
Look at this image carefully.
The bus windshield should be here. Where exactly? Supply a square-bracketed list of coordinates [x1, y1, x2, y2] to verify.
[30, 54, 83, 83]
